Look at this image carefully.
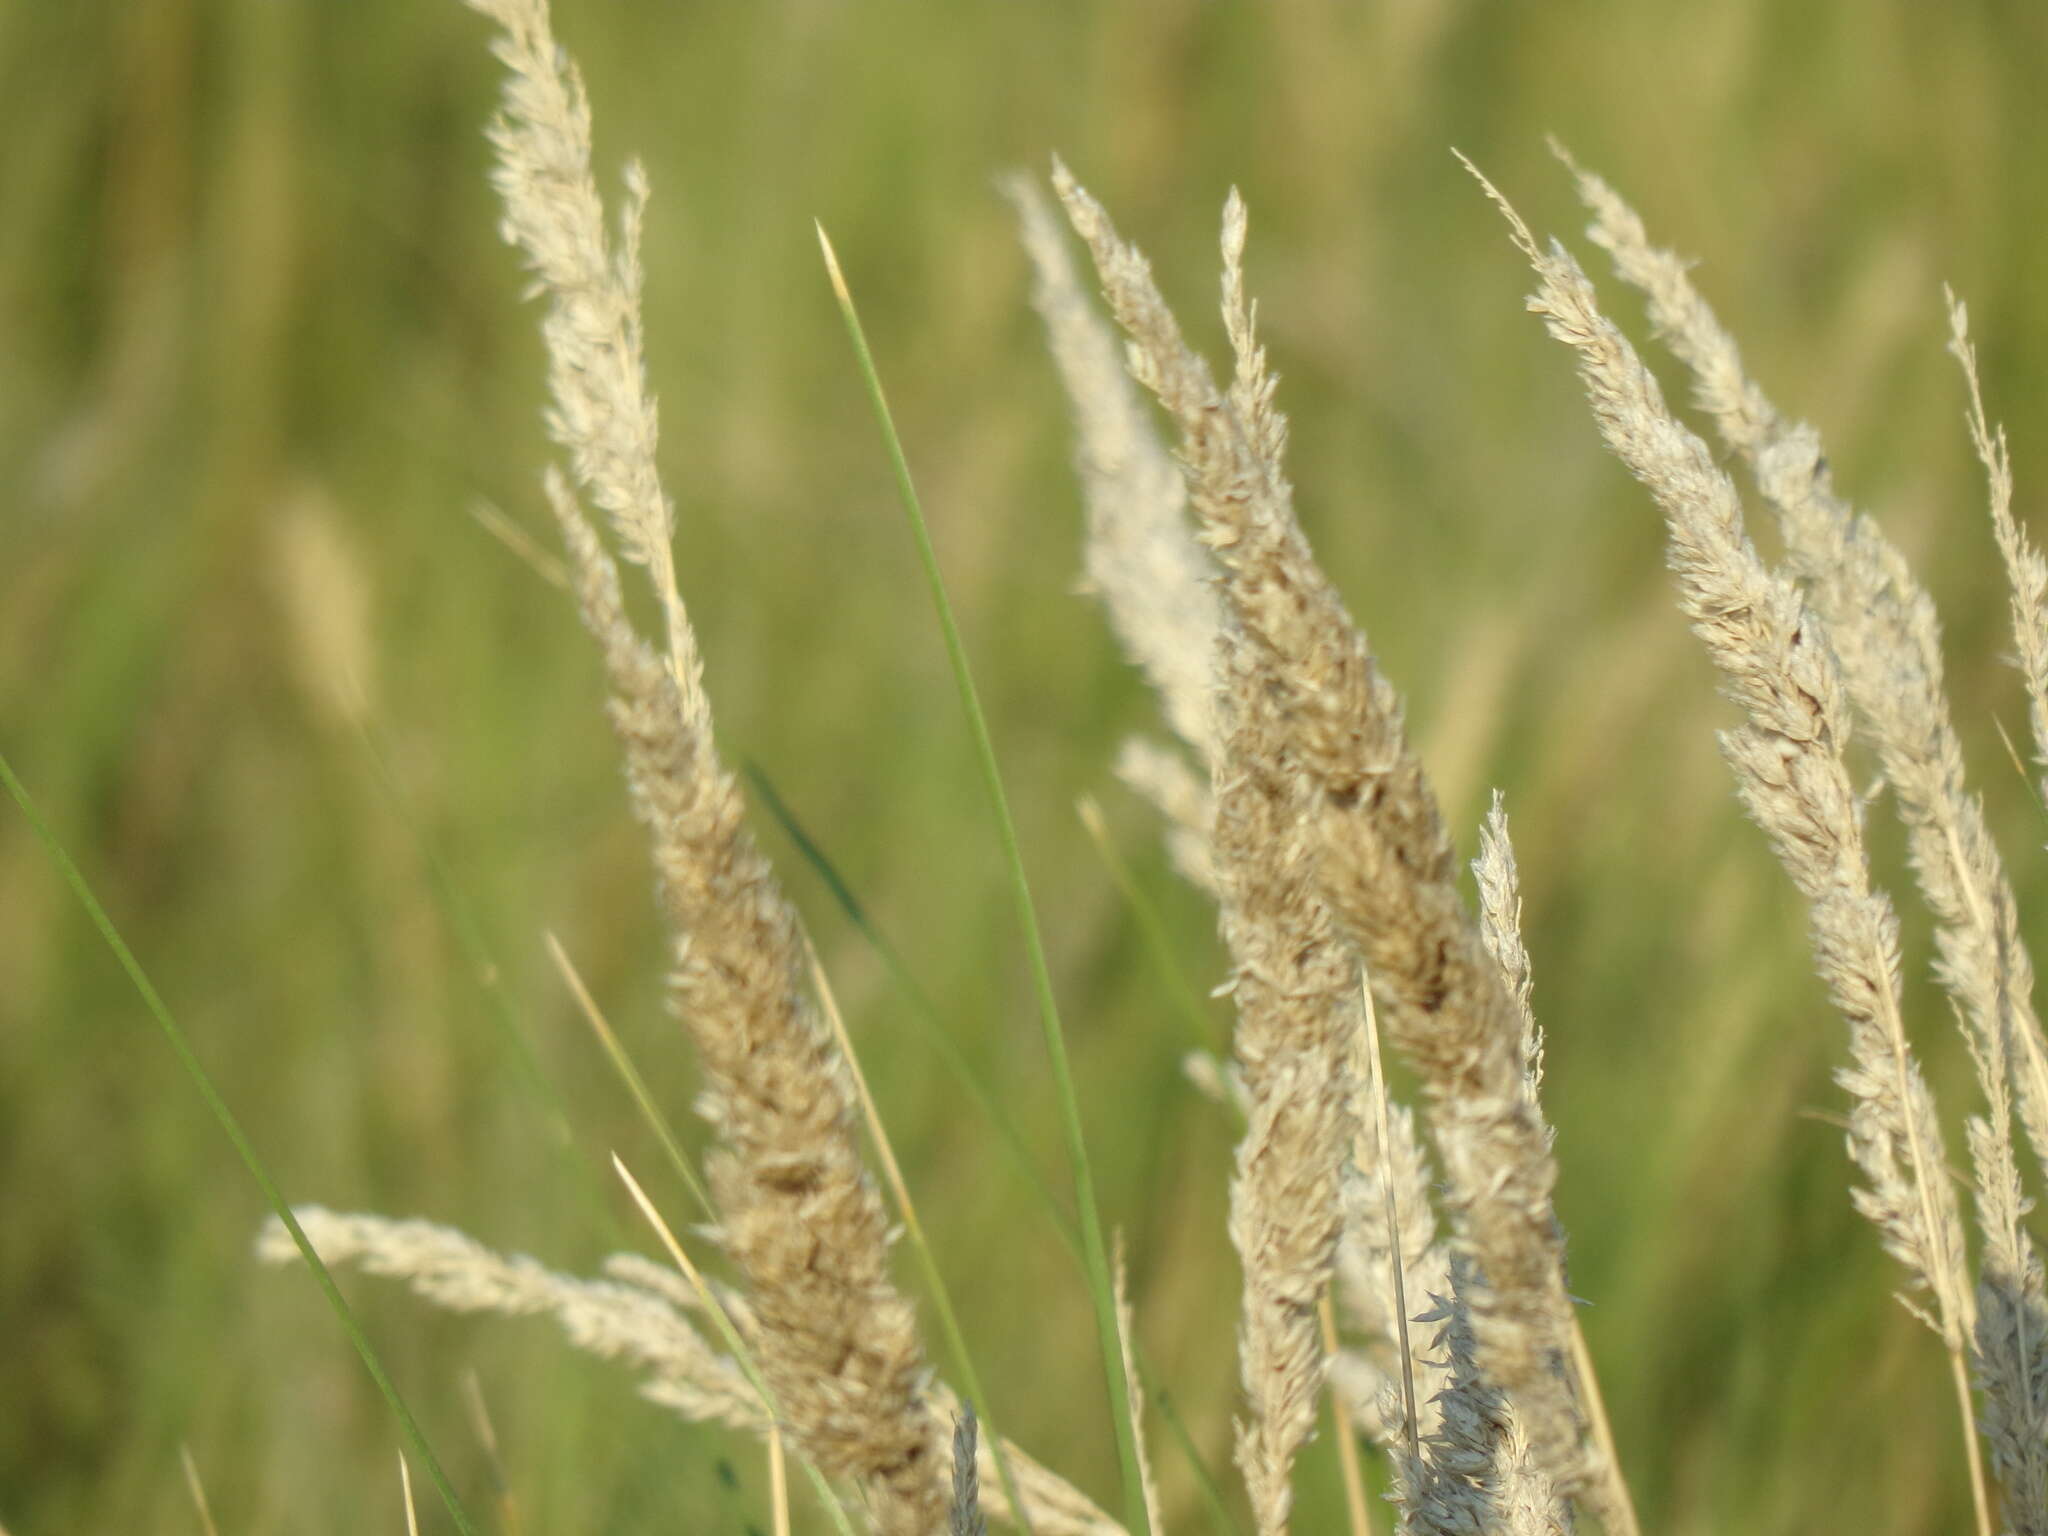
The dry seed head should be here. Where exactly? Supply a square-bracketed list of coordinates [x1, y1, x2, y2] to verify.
[1055, 161, 1606, 1519]
[1497, 162, 1975, 1384]
[464, 0, 947, 1516]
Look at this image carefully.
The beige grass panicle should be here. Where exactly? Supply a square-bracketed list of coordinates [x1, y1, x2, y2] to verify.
[1542, 157, 2048, 1536]
[1019, 166, 1398, 1536]
[251, 8, 2048, 1522]
[1051, 162, 1620, 1527]
[1565, 154, 2048, 1208]
[1948, 296, 2048, 1536]
[1009, 173, 1225, 899]
[1014, 175, 1572, 1527]
[1007, 175, 1223, 769]
[461, 0, 946, 1525]
[1485, 163, 1994, 1528]
[1211, 619, 1363, 1536]
[550, 462, 944, 1531]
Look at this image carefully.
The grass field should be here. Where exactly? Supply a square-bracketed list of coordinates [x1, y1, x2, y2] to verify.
[6, 2, 2048, 1531]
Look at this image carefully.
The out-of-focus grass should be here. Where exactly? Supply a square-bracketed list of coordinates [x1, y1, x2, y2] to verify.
[3, 1, 2046, 1531]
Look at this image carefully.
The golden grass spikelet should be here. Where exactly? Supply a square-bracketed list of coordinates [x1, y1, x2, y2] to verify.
[1212, 623, 1361, 1536]
[950, 1407, 988, 1536]
[926, 1394, 1124, 1536]
[1051, 161, 1607, 1521]
[463, 0, 673, 576]
[1473, 794, 1542, 1100]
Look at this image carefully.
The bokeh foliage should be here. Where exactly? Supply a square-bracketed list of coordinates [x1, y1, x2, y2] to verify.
[4, 1, 2047, 1530]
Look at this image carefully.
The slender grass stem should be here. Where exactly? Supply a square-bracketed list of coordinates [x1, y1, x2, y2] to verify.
[178, 1446, 221, 1536]
[818, 224, 1152, 1536]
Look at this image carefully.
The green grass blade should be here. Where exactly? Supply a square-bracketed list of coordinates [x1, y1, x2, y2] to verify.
[0, 748, 480, 1536]
[818, 225, 1152, 1536]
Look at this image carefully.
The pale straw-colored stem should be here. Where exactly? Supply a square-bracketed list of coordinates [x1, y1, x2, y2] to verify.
[399, 1452, 420, 1536]
[179, 1447, 221, 1536]
[1110, 1238, 1166, 1536]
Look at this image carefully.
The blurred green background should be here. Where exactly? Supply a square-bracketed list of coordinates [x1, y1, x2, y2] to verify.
[5, 0, 2048, 1531]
